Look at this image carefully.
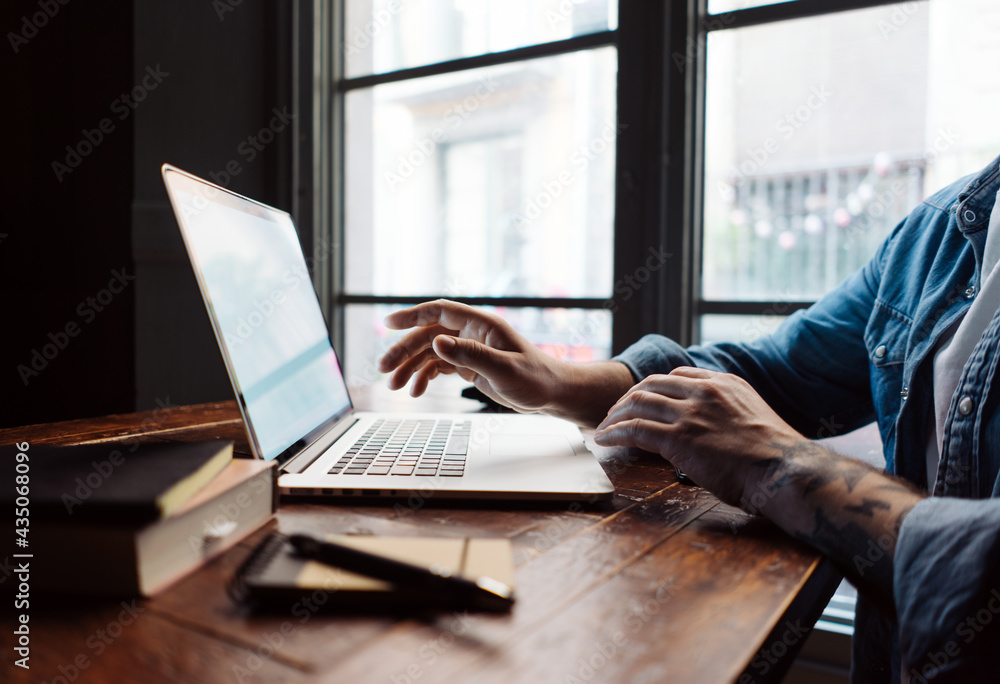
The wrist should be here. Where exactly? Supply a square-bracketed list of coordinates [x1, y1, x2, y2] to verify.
[533, 355, 579, 421]
[738, 434, 810, 516]
[544, 360, 635, 428]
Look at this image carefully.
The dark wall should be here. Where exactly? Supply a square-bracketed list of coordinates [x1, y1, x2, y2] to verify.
[2, 1, 135, 428]
[131, 1, 294, 415]
[1, 1, 294, 428]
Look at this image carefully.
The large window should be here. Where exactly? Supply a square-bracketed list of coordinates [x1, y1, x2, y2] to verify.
[697, 0, 1000, 344]
[333, 0, 618, 387]
[312, 0, 1000, 378]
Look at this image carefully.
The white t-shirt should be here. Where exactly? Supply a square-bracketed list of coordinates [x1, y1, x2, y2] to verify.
[926, 188, 1000, 489]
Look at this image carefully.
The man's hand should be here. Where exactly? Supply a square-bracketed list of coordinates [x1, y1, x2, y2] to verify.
[377, 299, 559, 412]
[593, 366, 802, 506]
[594, 365, 924, 618]
[376, 299, 635, 427]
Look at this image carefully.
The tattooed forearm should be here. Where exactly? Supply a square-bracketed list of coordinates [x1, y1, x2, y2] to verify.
[741, 440, 925, 620]
[752, 441, 921, 505]
[844, 498, 892, 517]
[756, 440, 875, 495]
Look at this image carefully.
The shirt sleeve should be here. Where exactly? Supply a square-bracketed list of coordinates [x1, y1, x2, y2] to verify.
[612, 271, 882, 437]
[894, 497, 1000, 681]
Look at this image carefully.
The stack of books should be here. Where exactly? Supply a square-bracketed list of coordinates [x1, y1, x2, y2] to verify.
[2, 440, 276, 596]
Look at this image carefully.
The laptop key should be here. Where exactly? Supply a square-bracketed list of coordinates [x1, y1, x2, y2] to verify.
[445, 436, 469, 455]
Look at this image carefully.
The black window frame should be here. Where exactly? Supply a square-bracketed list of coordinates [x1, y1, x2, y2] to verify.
[291, 0, 916, 362]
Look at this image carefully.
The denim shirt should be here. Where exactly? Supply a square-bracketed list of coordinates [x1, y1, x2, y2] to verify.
[615, 154, 1000, 683]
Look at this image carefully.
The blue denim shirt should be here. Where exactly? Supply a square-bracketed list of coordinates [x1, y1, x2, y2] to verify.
[615, 154, 1000, 683]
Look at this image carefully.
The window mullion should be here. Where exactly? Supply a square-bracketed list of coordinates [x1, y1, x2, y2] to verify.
[613, 0, 675, 353]
[711, 0, 910, 31]
[341, 30, 616, 91]
[341, 295, 610, 309]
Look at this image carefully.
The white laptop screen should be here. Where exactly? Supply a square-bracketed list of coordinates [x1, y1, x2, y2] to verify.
[164, 169, 352, 461]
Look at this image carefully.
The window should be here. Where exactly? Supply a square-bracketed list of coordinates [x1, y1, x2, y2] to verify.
[307, 0, 1000, 378]
[697, 0, 1000, 343]
[331, 0, 619, 387]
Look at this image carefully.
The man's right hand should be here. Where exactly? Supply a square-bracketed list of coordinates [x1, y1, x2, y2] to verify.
[377, 299, 561, 413]
[376, 299, 635, 427]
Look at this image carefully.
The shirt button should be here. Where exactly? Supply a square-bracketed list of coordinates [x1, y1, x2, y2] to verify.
[874, 345, 887, 359]
[965, 286, 976, 299]
[964, 209, 976, 223]
[900, 386, 909, 401]
[958, 396, 974, 416]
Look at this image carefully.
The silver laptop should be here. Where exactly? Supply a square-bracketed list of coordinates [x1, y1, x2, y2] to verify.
[161, 164, 614, 502]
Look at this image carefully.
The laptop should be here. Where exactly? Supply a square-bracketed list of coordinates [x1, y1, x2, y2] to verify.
[161, 164, 614, 502]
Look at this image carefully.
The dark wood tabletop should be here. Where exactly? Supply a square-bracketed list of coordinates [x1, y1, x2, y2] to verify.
[0, 384, 841, 684]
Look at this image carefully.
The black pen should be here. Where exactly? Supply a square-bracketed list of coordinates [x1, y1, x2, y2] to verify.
[288, 533, 515, 611]
[675, 466, 697, 486]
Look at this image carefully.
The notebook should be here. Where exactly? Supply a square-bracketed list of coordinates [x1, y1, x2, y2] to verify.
[161, 164, 614, 501]
[22, 459, 277, 596]
[231, 531, 515, 611]
[0, 440, 234, 523]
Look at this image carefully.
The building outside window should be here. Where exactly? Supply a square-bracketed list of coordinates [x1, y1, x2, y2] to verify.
[700, 0, 1000, 345]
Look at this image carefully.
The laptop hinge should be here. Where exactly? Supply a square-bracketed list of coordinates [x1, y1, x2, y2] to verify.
[282, 418, 359, 474]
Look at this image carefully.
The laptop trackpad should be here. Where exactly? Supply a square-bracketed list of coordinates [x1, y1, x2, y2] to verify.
[491, 435, 573, 459]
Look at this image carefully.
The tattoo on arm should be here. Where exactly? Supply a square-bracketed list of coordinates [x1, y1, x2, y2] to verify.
[844, 498, 892, 517]
[744, 440, 925, 620]
[750, 441, 875, 499]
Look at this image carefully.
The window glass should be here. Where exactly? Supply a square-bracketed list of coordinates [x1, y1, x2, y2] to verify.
[345, 0, 618, 78]
[702, 1, 1000, 303]
[345, 48, 618, 300]
[699, 313, 788, 346]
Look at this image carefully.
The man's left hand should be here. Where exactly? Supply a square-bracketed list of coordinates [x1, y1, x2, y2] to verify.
[593, 366, 802, 507]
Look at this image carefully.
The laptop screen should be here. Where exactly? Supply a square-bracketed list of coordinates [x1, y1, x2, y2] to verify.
[163, 167, 352, 462]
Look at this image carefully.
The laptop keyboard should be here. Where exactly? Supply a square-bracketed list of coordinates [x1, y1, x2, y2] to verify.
[327, 418, 472, 477]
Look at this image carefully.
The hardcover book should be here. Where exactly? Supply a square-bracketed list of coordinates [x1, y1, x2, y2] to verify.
[1, 439, 235, 523]
[27, 458, 278, 596]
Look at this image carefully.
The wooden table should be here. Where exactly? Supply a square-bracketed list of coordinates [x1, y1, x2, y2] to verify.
[0, 386, 841, 684]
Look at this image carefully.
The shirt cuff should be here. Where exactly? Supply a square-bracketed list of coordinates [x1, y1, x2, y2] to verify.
[894, 496, 1000, 682]
[612, 334, 693, 382]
